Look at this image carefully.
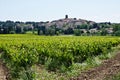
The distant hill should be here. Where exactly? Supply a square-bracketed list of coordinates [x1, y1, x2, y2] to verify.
[0, 15, 118, 36]
[38, 15, 96, 29]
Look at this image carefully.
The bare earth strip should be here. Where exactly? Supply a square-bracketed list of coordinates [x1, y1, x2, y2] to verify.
[71, 52, 120, 80]
[0, 60, 8, 80]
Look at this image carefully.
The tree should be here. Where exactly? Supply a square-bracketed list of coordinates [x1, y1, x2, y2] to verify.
[81, 24, 88, 29]
[101, 29, 107, 36]
[114, 30, 120, 36]
[64, 28, 74, 34]
[0, 20, 15, 34]
[38, 30, 43, 35]
[49, 29, 55, 36]
[74, 29, 81, 36]
[56, 31, 60, 36]
[86, 30, 90, 35]
[45, 28, 55, 36]
[38, 26, 46, 35]
[113, 24, 120, 32]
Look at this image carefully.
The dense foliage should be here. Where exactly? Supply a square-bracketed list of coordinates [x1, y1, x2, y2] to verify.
[0, 34, 120, 79]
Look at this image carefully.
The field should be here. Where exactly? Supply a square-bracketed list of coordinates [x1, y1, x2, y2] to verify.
[0, 34, 120, 80]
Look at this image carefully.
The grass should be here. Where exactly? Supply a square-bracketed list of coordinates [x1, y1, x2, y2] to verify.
[34, 45, 120, 80]
[25, 31, 38, 34]
[111, 73, 120, 80]
[104, 73, 120, 80]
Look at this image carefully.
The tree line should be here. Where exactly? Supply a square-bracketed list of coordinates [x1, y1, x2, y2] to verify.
[0, 20, 120, 36]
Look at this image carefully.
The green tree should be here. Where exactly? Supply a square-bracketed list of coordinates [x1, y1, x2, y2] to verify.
[113, 24, 120, 32]
[38, 30, 43, 35]
[101, 29, 108, 36]
[74, 29, 81, 36]
[56, 31, 60, 36]
[114, 30, 120, 36]
[64, 28, 74, 34]
[45, 28, 55, 36]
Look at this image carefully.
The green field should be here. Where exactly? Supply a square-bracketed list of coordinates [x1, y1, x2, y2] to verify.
[0, 34, 120, 80]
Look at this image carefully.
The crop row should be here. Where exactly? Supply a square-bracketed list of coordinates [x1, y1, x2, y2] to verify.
[0, 35, 120, 79]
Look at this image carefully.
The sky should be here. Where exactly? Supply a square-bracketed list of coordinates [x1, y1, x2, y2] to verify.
[0, 0, 120, 23]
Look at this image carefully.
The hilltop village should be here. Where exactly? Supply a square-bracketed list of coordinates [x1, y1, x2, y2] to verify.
[0, 15, 120, 36]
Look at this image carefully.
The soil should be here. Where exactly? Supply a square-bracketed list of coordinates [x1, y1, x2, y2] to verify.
[0, 60, 8, 80]
[70, 52, 120, 80]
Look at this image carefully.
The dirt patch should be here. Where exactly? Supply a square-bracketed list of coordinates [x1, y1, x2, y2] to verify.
[71, 52, 120, 80]
[0, 60, 9, 80]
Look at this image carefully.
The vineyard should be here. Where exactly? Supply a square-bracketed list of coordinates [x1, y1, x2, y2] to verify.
[0, 34, 120, 80]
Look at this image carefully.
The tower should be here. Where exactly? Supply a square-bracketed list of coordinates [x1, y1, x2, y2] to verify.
[65, 15, 68, 19]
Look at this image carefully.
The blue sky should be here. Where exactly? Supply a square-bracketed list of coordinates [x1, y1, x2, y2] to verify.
[0, 0, 120, 23]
